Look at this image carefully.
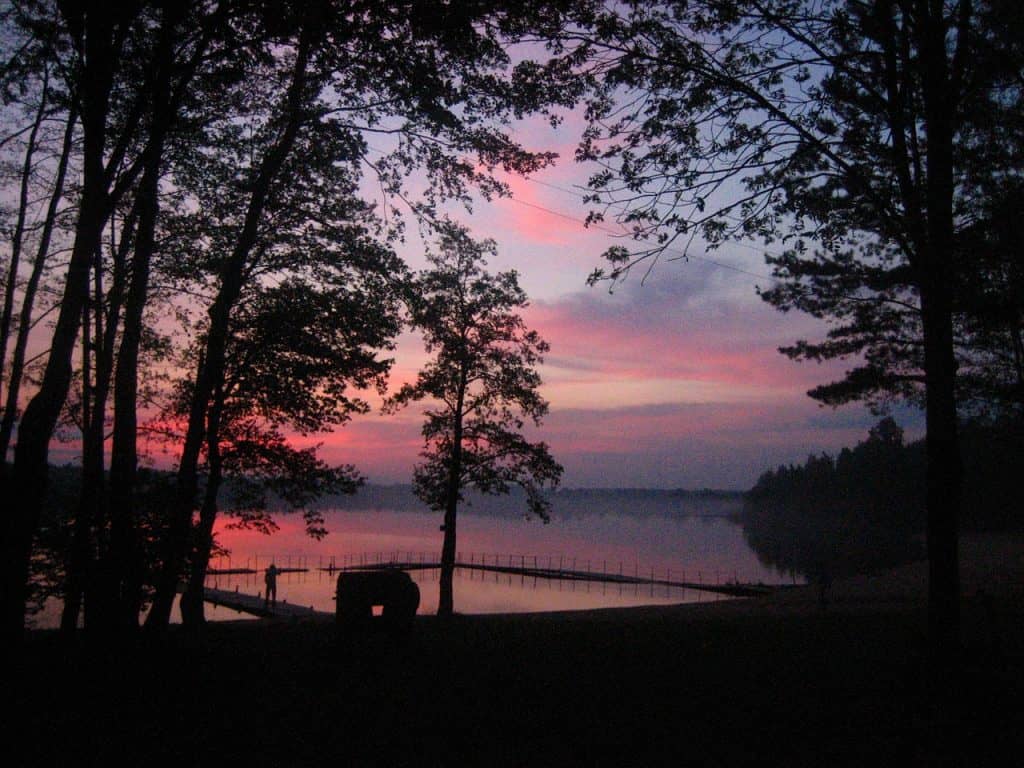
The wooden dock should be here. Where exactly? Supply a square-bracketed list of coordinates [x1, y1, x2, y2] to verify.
[203, 586, 331, 620]
[200, 556, 785, 619]
[207, 567, 308, 576]
[324, 559, 780, 598]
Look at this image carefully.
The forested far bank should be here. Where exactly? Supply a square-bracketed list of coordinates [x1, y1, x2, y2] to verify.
[741, 417, 1023, 591]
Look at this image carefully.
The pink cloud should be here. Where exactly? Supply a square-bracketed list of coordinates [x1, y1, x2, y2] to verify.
[525, 276, 845, 394]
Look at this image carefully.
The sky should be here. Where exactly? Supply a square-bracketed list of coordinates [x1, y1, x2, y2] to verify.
[31, 112, 923, 491]
[298, 117, 925, 491]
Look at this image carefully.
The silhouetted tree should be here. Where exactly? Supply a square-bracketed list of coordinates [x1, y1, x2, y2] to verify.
[385, 223, 562, 616]
[569, 0, 1023, 654]
[0, 63, 51, 407]
[101, 0, 229, 633]
[0, 0, 592, 640]
[144, 0, 588, 631]
[1, 0, 155, 643]
[175, 275, 401, 627]
[0, 98, 78, 465]
[955, 184, 1024, 420]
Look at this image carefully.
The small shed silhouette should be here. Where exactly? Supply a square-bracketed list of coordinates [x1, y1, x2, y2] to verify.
[335, 569, 420, 631]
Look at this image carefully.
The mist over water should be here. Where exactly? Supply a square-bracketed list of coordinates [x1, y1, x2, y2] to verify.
[204, 492, 793, 617]
[29, 492, 796, 628]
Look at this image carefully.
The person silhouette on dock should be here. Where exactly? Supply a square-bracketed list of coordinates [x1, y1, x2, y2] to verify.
[264, 563, 279, 608]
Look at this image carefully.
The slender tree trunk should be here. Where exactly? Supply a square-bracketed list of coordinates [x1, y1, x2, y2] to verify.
[146, 23, 316, 630]
[180, 393, 224, 628]
[920, 278, 961, 655]
[60, 275, 95, 634]
[918, 0, 962, 658]
[0, 69, 49, 403]
[0, 103, 77, 465]
[106, 171, 158, 632]
[438, 367, 467, 617]
[105, 0, 218, 631]
[62, 213, 132, 635]
[3, 161, 108, 643]
[1, 7, 121, 643]
[106, 22, 180, 636]
[438, 489, 459, 617]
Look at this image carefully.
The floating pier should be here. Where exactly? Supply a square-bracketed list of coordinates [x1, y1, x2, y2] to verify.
[203, 586, 330, 620]
[207, 567, 308, 576]
[323, 556, 779, 598]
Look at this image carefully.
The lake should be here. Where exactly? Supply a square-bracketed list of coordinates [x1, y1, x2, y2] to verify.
[29, 492, 796, 628]
[202, 493, 794, 617]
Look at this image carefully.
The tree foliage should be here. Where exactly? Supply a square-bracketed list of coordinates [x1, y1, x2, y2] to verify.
[572, 0, 1020, 407]
[0, 0, 590, 638]
[386, 222, 562, 614]
[561, 0, 1022, 650]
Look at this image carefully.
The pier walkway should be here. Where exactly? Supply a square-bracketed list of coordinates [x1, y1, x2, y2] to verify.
[203, 553, 787, 618]
[203, 586, 331, 620]
[327, 561, 775, 598]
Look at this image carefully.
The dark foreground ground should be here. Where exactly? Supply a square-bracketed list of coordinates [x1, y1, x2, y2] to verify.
[10, 540, 1024, 767]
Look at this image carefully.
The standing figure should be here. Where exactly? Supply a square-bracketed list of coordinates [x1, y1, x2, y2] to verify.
[264, 563, 278, 608]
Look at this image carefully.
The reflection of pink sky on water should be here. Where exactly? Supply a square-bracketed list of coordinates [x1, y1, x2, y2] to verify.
[205, 507, 791, 617]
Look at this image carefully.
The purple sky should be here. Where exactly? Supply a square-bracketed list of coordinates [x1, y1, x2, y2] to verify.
[299, 123, 924, 490]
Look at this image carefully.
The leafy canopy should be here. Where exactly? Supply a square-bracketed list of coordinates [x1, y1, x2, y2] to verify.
[385, 222, 562, 519]
[567, 0, 1023, 414]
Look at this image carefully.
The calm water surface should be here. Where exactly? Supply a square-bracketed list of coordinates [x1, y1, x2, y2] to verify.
[204, 501, 792, 617]
[30, 498, 794, 628]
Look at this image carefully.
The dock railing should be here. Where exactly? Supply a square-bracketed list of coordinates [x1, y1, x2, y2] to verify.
[209, 551, 780, 598]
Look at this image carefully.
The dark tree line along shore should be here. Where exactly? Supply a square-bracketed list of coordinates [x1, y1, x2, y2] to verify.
[742, 417, 1023, 596]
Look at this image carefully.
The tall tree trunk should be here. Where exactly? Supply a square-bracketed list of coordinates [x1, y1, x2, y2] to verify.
[438, 367, 467, 617]
[146, 22, 316, 630]
[106, 0, 188, 633]
[0, 103, 77, 465]
[106, 170, 158, 632]
[920, 277, 961, 655]
[1, 6, 121, 644]
[63, 212, 132, 635]
[438, 489, 459, 617]
[918, 0, 962, 658]
[0, 69, 49, 404]
[60, 273, 95, 633]
[180, 392, 224, 628]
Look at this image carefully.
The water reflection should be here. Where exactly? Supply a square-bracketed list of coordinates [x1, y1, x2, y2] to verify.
[206, 563, 722, 616]
[204, 504, 792, 616]
[28, 501, 795, 628]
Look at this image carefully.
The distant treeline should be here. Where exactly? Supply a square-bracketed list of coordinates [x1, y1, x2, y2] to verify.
[746, 417, 1022, 533]
[740, 417, 1022, 587]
